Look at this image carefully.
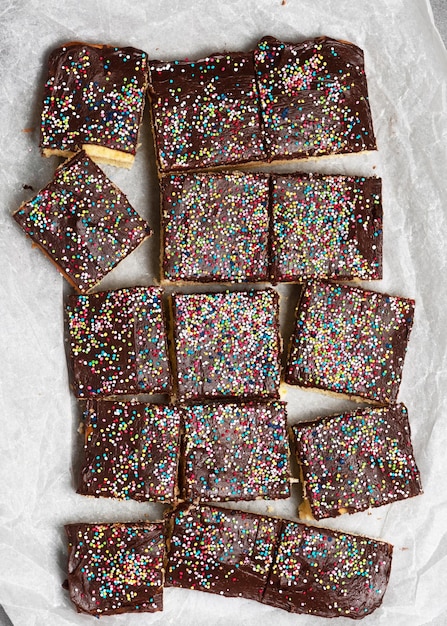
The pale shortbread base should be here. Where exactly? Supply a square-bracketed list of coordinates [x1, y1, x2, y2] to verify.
[42, 144, 135, 169]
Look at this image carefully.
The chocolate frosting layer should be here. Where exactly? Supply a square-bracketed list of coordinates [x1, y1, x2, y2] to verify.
[13, 151, 151, 293]
[162, 171, 270, 282]
[292, 404, 423, 519]
[263, 520, 393, 619]
[182, 401, 290, 501]
[166, 503, 393, 618]
[271, 174, 382, 282]
[166, 503, 282, 602]
[65, 522, 165, 615]
[255, 36, 377, 161]
[78, 400, 181, 502]
[286, 280, 415, 403]
[148, 52, 265, 172]
[172, 289, 282, 402]
[40, 43, 148, 155]
[66, 287, 171, 397]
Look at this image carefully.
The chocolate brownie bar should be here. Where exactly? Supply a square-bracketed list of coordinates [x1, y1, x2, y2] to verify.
[172, 289, 281, 402]
[166, 503, 282, 601]
[254, 36, 376, 162]
[271, 174, 382, 282]
[13, 151, 151, 293]
[40, 43, 148, 167]
[291, 403, 422, 520]
[78, 400, 181, 502]
[65, 522, 165, 615]
[166, 503, 393, 618]
[66, 287, 171, 398]
[148, 51, 265, 172]
[286, 281, 415, 403]
[181, 401, 290, 501]
[161, 171, 270, 283]
[263, 519, 393, 619]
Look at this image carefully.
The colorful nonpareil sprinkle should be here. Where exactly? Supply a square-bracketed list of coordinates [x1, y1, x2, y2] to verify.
[182, 401, 290, 501]
[148, 52, 265, 172]
[66, 287, 171, 397]
[65, 523, 165, 615]
[78, 400, 181, 502]
[13, 151, 151, 293]
[172, 289, 281, 402]
[162, 171, 270, 282]
[292, 404, 422, 520]
[286, 281, 415, 403]
[271, 174, 382, 282]
[263, 521, 393, 618]
[40, 43, 148, 158]
[254, 36, 376, 161]
[166, 504, 282, 601]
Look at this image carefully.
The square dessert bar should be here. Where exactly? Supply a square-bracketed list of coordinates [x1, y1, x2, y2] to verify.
[263, 520, 393, 619]
[286, 281, 415, 403]
[40, 42, 148, 167]
[13, 151, 151, 293]
[254, 36, 376, 162]
[181, 401, 290, 502]
[167, 504, 393, 618]
[172, 289, 281, 402]
[78, 400, 181, 502]
[161, 171, 270, 283]
[291, 404, 422, 520]
[148, 51, 265, 172]
[65, 522, 165, 615]
[271, 174, 382, 282]
[66, 287, 171, 398]
[166, 503, 282, 602]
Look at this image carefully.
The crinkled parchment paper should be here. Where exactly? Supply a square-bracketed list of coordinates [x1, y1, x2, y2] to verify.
[1, 0, 447, 624]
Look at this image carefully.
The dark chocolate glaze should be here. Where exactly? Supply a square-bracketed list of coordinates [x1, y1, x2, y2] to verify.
[254, 36, 377, 162]
[65, 287, 171, 398]
[263, 520, 393, 619]
[292, 404, 423, 520]
[13, 151, 152, 293]
[270, 174, 382, 282]
[65, 522, 165, 615]
[148, 51, 265, 172]
[78, 400, 181, 502]
[161, 171, 270, 283]
[181, 401, 290, 501]
[40, 43, 148, 154]
[166, 503, 283, 602]
[166, 503, 393, 619]
[286, 280, 415, 403]
[172, 289, 282, 402]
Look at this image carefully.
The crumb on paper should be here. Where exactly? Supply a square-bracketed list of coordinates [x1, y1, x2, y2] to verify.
[281, 0, 286, 5]
[22, 184, 34, 191]
[22, 127, 34, 133]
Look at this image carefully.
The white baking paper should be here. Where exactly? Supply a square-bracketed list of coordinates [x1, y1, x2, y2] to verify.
[1, 0, 447, 624]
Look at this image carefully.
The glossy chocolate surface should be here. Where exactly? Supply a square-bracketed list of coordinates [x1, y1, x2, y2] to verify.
[271, 174, 382, 282]
[148, 51, 265, 172]
[263, 520, 393, 619]
[13, 151, 151, 293]
[166, 503, 282, 601]
[65, 522, 165, 615]
[66, 287, 171, 397]
[292, 404, 423, 519]
[40, 43, 148, 155]
[255, 36, 376, 161]
[182, 401, 290, 501]
[286, 281, 415, 403]
[78, 400, 181, 502]
[172, 289, 281, 402]
[162, 171, 270, 282]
